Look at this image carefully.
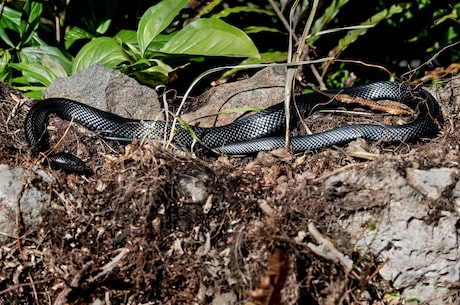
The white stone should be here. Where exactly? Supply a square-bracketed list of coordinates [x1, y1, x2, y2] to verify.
[406, 167, 457, 199]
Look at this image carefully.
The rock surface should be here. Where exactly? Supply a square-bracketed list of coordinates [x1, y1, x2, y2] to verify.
[44, 63, 162, 119]
[331, 165, 459, 304]
[406, 167, 458, 199]
[0, 164, 55, 242]
[181, 66, 286, 127]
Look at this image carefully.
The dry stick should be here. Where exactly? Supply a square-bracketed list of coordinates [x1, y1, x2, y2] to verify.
[54, 4, 61, 45]
[27, 272, 40, 305]
[401, 40, 460, 82]
[54, 261, 94, 305]
[0, 279, 51, 295]
[284, 0, 319, 151]
[334, 59, 394, 78]
[91, 248, 129, 281]
[43, 115, 76, 157]
[0, 1, 5, 19]
[268, 0, 298, 43]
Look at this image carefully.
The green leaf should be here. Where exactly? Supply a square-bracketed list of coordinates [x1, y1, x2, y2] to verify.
[145, 33, 175, 54]
[161, 18, 259, 58]
[0, 6, 23, 48]
[244, 26, 284, 34]
[0, 50, 12, 82]
[0, 5, 46, 47]
[72, 37, 130, 73]
[42, 55, 69, 79]
[19, 0, 43, 47]
[96, 18, 112, 35]
[334, 3, 410, 58]
[137, 0, 189, 56]
[310, 0, 350, 43]
[23, 89, 44, 99]
[405, 296, 420, 303]
[118, 58, 172, 86]
[115, 30, 141, 59]
[193, 0, 222, 18]
[434, 6, 458, 25]
[20, 46, 72, 74]
[64, 26, 94, 49]
[10, 62, 56, 86]
[212, 6, 274, 19]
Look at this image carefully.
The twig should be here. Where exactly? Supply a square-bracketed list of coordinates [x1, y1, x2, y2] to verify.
[0, 1, 5, 20]
[268, 0, 297, 43]
[401, 40, 460, 81]
[335, 59, 394, 77]
[284, 0, 319, 150]
[27, 272, 39, 305]
[54, 261, 94, 305]
[307, 222, 353, 273]
[91, 248, 129, 281]
[312, 162, 364, 183]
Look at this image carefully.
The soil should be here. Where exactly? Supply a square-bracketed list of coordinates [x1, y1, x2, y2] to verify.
[0, 76, 459, 305]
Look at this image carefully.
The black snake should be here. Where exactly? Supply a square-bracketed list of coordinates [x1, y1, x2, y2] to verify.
[25, 81, 443, 173]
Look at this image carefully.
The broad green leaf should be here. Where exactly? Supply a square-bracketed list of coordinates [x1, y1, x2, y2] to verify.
[64, 26, 94, 49]
[20, 46, 72, 74]
[72, 37, 130, 73]
[115, 30, 141, 59]
[126, 58, 172, 86]
[161, 18, 259, 58]
[65, 26, 94, 41]
[146, 33, 175, 54]
[10, 62, 56, 86]
[10, 78, 45, 98]
[96, 19, 112, 35]
[137, 0, 189, 56]
[23, 89, 44, 99]
[134, 68, 170, 87]
[42, 55, 69, 79]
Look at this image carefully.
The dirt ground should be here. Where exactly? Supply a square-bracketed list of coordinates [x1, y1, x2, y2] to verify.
[0, 76, 459, 305]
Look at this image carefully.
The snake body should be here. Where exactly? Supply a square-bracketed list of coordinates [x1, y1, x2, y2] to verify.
[25, 81, 443, 173]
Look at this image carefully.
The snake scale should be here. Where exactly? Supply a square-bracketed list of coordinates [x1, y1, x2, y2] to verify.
[25, 81, 443, 173]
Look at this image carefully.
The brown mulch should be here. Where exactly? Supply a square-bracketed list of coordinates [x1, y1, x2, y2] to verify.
[0, 76, 459, 305]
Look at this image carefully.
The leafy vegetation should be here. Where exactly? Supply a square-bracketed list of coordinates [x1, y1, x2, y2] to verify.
[0, 0, 458, 97]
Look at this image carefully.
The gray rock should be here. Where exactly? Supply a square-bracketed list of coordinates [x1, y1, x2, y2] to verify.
[181, 66, 286, 127]
[0, 164, 55, 243]
[327, 165, 459, 304]
[44, 64, 162, 120]
[453, 180, 460, 215]
[406, 167, 458, 199]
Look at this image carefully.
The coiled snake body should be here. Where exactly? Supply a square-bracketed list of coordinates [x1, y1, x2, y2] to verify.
[25, 81, 443, 173]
